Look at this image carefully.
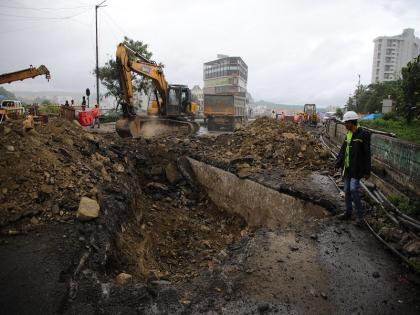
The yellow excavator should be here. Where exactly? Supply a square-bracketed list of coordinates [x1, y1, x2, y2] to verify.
[0, 65, 50, 84]
[303, 103, 318, 126]
[115, 43, 199, 138]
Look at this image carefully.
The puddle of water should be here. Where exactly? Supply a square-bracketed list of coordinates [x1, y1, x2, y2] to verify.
[197, 126, 233, 137]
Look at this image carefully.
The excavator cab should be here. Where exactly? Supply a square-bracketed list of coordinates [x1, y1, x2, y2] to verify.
[166, 85, 192, 116]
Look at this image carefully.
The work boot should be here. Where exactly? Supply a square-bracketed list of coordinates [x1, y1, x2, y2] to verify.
[337, 212, 351, 221]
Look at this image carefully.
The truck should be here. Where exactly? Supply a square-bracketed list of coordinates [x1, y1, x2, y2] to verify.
[204, 94, 246, 131]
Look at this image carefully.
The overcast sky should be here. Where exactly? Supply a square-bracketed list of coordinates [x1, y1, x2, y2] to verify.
[1, 0, 419, 106]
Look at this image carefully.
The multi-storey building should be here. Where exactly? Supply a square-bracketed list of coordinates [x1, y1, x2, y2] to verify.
[203, 54, 248, 96]
[371, 28, 420, 83]
[190, 85, 204, 112]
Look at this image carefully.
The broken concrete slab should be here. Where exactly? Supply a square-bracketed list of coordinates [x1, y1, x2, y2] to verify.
[77, 197, 100, 221]
[186, 158, 328, 229]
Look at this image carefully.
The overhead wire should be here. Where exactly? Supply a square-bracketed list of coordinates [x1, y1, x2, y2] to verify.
[0, 4, 91, 11]
[102, 8, 130, 39]
[0, 6, 93, 36]
[0, 7, 92, 21]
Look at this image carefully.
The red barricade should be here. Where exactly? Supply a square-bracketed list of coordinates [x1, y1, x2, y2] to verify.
[78, 111, 93, 126]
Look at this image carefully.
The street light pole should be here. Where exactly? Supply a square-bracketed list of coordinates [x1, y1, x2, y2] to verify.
[95, 0, 107, 108]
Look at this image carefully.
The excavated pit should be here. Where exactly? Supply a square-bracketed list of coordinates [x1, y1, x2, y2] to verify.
[114, 156, 329, 281]
[187, 158, 329, 229]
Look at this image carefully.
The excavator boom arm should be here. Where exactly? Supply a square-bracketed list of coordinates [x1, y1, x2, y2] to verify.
[116, 43, 168, 110]
[0, 65, 50, 84]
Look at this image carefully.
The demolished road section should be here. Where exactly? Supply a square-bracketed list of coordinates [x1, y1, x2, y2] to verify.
[0, 117, 419, 314]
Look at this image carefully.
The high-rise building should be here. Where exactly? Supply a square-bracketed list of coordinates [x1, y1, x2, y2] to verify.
[371, 28, 420, 83]
[203, 55, 248, 96]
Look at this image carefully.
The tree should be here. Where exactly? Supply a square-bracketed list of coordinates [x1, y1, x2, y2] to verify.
[335, 107, 343, 119]
[41, 99, 52, 106]
[401, 55, 420, 123]
[95, 36, 162, 108]
[346, 81, 404, 115]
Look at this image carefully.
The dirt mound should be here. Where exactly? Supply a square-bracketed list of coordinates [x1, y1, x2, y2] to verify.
[0, 118, 117, 227]
[193, 117, 332, 178]
[0, 117, 247, 284]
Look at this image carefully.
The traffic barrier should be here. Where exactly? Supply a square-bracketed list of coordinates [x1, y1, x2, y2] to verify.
[79, 111, 93, 126]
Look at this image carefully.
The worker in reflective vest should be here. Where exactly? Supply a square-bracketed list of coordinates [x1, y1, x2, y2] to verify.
[335, 111, 371, 225]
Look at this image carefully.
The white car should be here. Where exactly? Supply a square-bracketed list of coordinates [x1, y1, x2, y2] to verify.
[1, 99, 22, 108]
[0, 100, 25, 116]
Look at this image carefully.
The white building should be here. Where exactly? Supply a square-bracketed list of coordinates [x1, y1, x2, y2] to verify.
[371, 28, 420, 83]
[191, 85, 204, 105]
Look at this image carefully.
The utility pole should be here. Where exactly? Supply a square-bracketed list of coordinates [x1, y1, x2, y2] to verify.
[95, 0, 107, 107]
[355, 74, 361, 110]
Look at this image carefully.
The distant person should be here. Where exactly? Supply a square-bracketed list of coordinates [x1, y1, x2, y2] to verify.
[293, 113, 299, 126]
[64, 100, 70, 107]
[81, 96, 87, 111]
[335, 111, 371, 226]
[91, 104, 100, 129]
[271, 110, 276, 119]
[71, 99, 74, 106]
[281, 111, 285, 121]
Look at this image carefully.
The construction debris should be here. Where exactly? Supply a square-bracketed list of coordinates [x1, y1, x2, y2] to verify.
[76, 197, 100, 221]
[0, 116, 419, 315]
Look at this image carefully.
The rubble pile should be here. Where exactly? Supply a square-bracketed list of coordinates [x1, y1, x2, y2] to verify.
[193, 117, 331, 178]
[0, 117, 247, 282]
[0, 118, 120, 228]
[368, 217, 420, 268]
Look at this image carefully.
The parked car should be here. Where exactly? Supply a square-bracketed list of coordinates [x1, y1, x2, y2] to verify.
[0, 100, 25, 118]
[1, 99, 22, 108]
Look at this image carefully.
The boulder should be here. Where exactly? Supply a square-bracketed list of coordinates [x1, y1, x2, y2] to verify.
[237, 167, 252, 179]
[116, 272, 132, 286]
[77, 197, 100, 221]
[112, 163, 125, 173]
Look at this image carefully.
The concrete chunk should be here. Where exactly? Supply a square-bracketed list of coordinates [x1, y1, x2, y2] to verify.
[77, 197, 100, 221]
[116, 272, 132, 286]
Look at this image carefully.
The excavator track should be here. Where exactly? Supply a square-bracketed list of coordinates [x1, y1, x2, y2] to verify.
[116, 116, 200, 138]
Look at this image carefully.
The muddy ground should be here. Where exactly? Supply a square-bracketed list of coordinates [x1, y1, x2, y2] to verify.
[0, 117, 419, 314]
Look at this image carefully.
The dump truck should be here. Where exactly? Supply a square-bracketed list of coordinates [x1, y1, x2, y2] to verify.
[204, 94, 246, 131]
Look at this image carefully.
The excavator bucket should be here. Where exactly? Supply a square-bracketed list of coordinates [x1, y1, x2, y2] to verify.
[115, 116, 142, 138]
